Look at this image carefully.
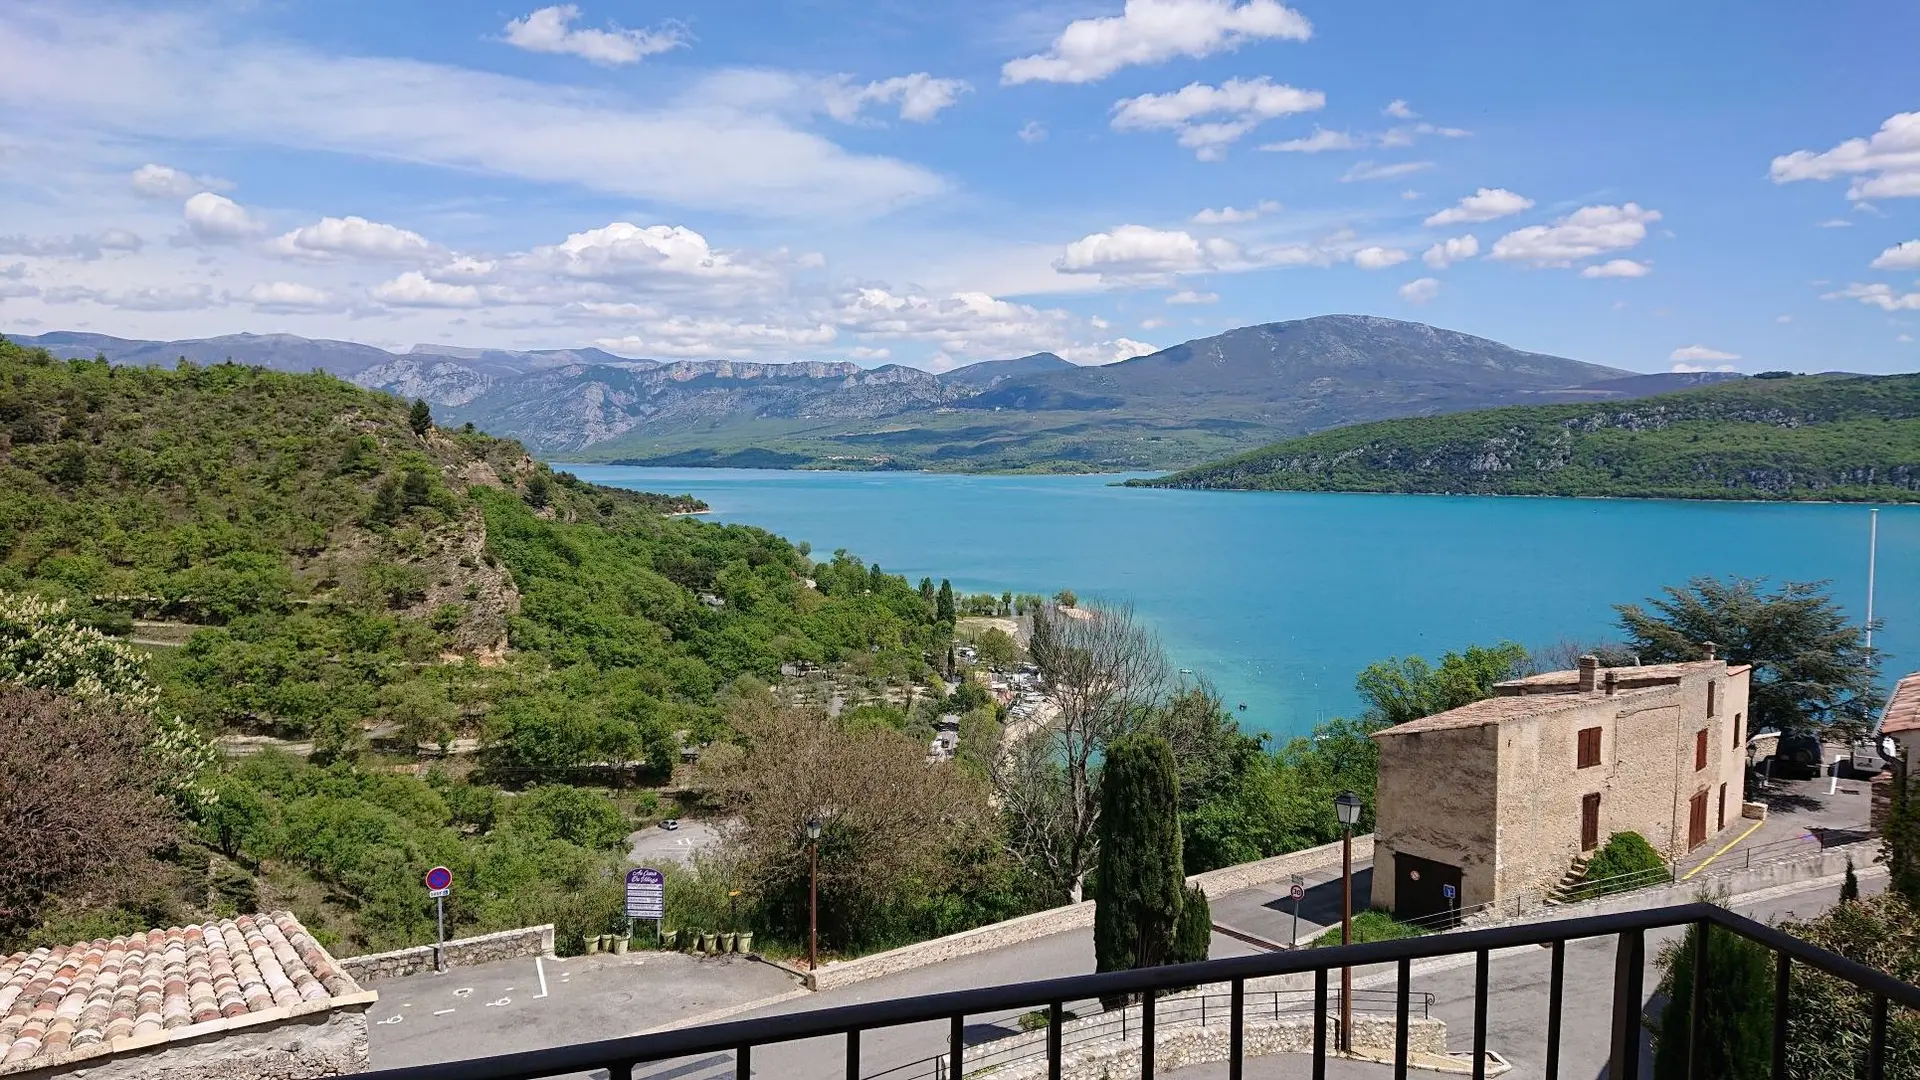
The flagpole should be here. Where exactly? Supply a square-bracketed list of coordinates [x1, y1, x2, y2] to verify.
[1867, 507, 1879, 655]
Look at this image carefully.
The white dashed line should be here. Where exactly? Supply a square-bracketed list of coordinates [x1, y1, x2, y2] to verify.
[535, 957, 549, 999]
[433, 1008, 455, 1016]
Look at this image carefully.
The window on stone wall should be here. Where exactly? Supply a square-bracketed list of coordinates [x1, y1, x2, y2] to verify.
[1733, 712, 1743, 750]
[1577, 726, 1601, 769]
[1708, 680, 1718, 717]
[1696, 728, 1709, 771]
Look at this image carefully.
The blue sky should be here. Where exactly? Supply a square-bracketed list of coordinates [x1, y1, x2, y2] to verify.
[0, 0, 1916, 374]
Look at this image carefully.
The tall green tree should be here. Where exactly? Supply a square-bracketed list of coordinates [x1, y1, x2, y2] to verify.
[936, 579, 956, 623]
[408, 398, 433, 435]
[1883, 765, 1920, 906]
[1652, 923, 1774, 1080]
[1093, 734, 1184, 1005]
[1615, 576, 1881, 737]
[1353, 642, 1530, 728]
[1171, 883, 1211, 965]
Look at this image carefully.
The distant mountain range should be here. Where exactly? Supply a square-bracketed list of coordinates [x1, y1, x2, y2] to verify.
[8, 318, 1748, 471]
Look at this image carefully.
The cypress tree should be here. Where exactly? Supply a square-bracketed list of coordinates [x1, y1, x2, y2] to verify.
[919, 577, 936, 605]
[1884, 762, 1920, 907]
[1652, 923, 1773, 1079]
[1842, 856, 1861, 903]
[1171, 883, 1211, 965]
[1093, 733, 1183, 1007]
[936, 579, 956, 623]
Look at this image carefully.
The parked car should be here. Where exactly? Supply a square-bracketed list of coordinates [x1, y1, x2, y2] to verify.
[660, 819, 681, 831]
[1772, 733, 1826, 780]
[1851, 738, 1887, 777]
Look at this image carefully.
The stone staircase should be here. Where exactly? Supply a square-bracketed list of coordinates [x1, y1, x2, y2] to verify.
[1544, 854, 1591, 906]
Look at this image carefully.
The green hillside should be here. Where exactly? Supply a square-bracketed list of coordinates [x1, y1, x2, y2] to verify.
[0, 336, 969, 952]
[1128, 373, 1920, 501]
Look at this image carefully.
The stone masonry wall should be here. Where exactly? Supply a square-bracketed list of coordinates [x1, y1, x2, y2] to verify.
[339, 925, 555, 982]
[10, 1004, 371, 1080]
[806, 837, 1370, 991]
[989, 1013, 1446, 1080]
[1374, 723, 1500, 912]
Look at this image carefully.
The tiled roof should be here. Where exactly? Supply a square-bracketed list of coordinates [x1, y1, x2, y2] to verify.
[1497, 659, 1718, 689]
[1372, 685, 1667, 737]
[1882, 672, 1920, 736]
[0, 912, 371, 1076]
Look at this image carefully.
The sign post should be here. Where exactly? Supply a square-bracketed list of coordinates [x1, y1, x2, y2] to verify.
[1443, 883, 1458, 927]
[1288, 874, 1305, 948]
[626, 868, 666, 946]
[425, 866, 453, 973]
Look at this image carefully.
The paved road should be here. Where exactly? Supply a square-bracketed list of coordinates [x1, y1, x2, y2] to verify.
[629, 820, 724, 866]
[368, 951, 798, 1069]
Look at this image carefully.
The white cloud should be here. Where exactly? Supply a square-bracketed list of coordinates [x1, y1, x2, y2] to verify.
[182, 192, 266, 242]
[1341, 160, 1431, 182]
[831, 285, 1115, 363]
[593, 319, 837, 358]
[244, 281, 345, 312]
[1670, 345, 1740, 364]
[1901, 333, 1915, 343]
[1352, 246, 1409, 270]
[1056, 225, 1239, 277]
[43, 283, 216, 311]
[501, 5, 687, 66]
[1384, 100, 1417, 120]
[823, 73, 972, 124]
[1871, 240, 1920, 270]
[1003, 0, 1312, 85]
[432, 256, 500, 282]
[1581, 258, 1652, 279]
[1191, 200, 1279, 224]
[0, 262, 24, 279]
[271, 215, 432, 261]
[1818, 218, 1854, 228]
[1398, 277, 1440, 305]
[1770, 111, 1920, 202]
[1110, 77, 1324, 160]
[1823, 282, 1920, 311]
[1140, 317, 1168, 330]
[130, 163, 226, 199]
[1422, 234, 1479, 269]
[533, 222, 764, 283]
[1424, 188, 1534, 227]
[1059, 337, 1160, 366]
[1166, 289, 1218, 304]
[373, 271, 482, 308]
[1018, 120, 1048, 143]
[1400, 189, 1421, 201]
[0, 7, 943, 218]
[0, 230, 143, 260]
[1261, 127, 1358, 153]
[1489, 203, 1662, 267]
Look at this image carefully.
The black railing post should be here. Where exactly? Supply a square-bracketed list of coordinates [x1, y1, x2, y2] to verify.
[1771, 952, 1790, 1080]
[735, 1044, 750, 1079]
[1472, 949, 1489, 1080]
[1687, 921, 1709, 1080]
[1313, 966, 1328, 1080]
[1394, 957, 1410, 1080]
[1609, 928, 1645, 1080]
[949, 1014, 963, 1080]
[1141, 991, 1156, 1079]
[1545, 940, 1564, 1080]
[1047, 1001, 1063, 1080]
[845, 1029, 860, 1080]
[1229, 978, 1245, 1080]
[609, 1064, 632, 1080]
[1868, 992, 1888, 1080]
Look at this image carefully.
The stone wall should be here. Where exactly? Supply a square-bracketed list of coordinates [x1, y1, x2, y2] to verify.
[1374, 722, 1501, 912]
[339, 925, 555, 982]
[806, 837, 1365, 991]
[9, 1000, 373, 1080]
[987, 1012, 1446, 1080]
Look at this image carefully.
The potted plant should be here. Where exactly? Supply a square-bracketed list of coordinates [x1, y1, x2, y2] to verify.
[736, 931, 754, 954]
[698, 931, 713, 954]
[718, 931, 736, 954]
[612, 934, 629, 955]
[586, 934, 603, 955]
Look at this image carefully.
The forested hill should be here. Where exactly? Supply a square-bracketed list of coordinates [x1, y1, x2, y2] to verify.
[1127, 372, 1920, 502]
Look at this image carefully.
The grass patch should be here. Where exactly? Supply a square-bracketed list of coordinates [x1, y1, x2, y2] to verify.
[1309, 909, 1429, 947]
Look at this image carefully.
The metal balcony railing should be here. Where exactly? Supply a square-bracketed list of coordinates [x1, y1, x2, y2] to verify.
[360, 902, 1920, 1080]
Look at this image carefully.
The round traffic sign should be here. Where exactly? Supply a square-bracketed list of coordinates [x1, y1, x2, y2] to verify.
[1289, 884, 1305, 901]
[425, 866, 453, 892]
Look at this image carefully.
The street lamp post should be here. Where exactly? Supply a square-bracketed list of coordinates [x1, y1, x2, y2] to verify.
[1334, 790, 1363, 1053]
[806, 817, 822, 972]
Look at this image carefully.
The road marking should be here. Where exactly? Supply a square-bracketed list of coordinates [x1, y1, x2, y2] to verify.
[433, 1008, 456, 1016]
[534, 957, 549, 999]
[377, 1015, 404, 1025]
[452, 987, 474, 998]
[1681, 817, 1767, 881]
[485, 997, 511, 1007]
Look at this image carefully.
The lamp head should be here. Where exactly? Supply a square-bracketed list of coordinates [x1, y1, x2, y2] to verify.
[1334, 790, 1362, 827]
[806, 817, 822, 841]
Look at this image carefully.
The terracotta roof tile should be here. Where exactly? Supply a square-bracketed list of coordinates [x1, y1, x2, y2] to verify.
[1881, 673, 1920, 736]
[0, 913, 362, 1075]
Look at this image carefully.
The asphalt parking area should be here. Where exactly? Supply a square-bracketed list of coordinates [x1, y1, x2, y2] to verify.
[367, 950, 801, 1070]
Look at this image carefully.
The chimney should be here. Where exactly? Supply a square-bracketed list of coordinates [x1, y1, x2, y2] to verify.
[1578, 655, 1599, 692]
[1702, 641, 1718, 661]
[1604, 670, 1618, 696]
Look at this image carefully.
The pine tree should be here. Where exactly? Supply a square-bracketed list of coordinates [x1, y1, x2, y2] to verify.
[936, 579, 956, 623]
[919, 577, 936, 606]
[1093, 734, 1183, 1008]
[408, 398, 433, 436]
[1842, 856, 1861, 903]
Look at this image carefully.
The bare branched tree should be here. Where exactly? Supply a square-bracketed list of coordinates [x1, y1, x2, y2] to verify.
[0, 687, 178, 942]
[992, 602, 1170, 903]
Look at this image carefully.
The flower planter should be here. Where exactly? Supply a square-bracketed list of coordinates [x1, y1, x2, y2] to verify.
[735, 931, 754, 954]
[586, 934, 603, 955]
[698, 932, 714, 954]
[612, 936, 629, 955]
[718, 932, 736, 954]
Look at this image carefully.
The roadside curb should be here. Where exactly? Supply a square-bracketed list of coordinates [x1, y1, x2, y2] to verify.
[629, 987, 815, 1036]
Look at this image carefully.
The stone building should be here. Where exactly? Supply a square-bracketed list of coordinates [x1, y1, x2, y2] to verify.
[1869, 671, 1920, 832]
[1372, 653, 1751, 924]
[0, 912, 375, 1080]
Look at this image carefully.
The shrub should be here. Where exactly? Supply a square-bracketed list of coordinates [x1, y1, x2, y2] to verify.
[1580, 831, 1669, 899]
[1172, 883, 1211, 964]
[1310, 910, 1428, 947]
[504, 786, 629, 850]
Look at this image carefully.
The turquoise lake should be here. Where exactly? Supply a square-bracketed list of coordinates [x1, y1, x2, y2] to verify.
[566, 466, 1918, 742]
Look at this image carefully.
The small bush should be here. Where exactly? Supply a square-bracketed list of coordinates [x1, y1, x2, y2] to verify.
[1310, 910, 1428, 947]
[1018, 1008, 1077, 1032]
[1580, 831, 1669, 899]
